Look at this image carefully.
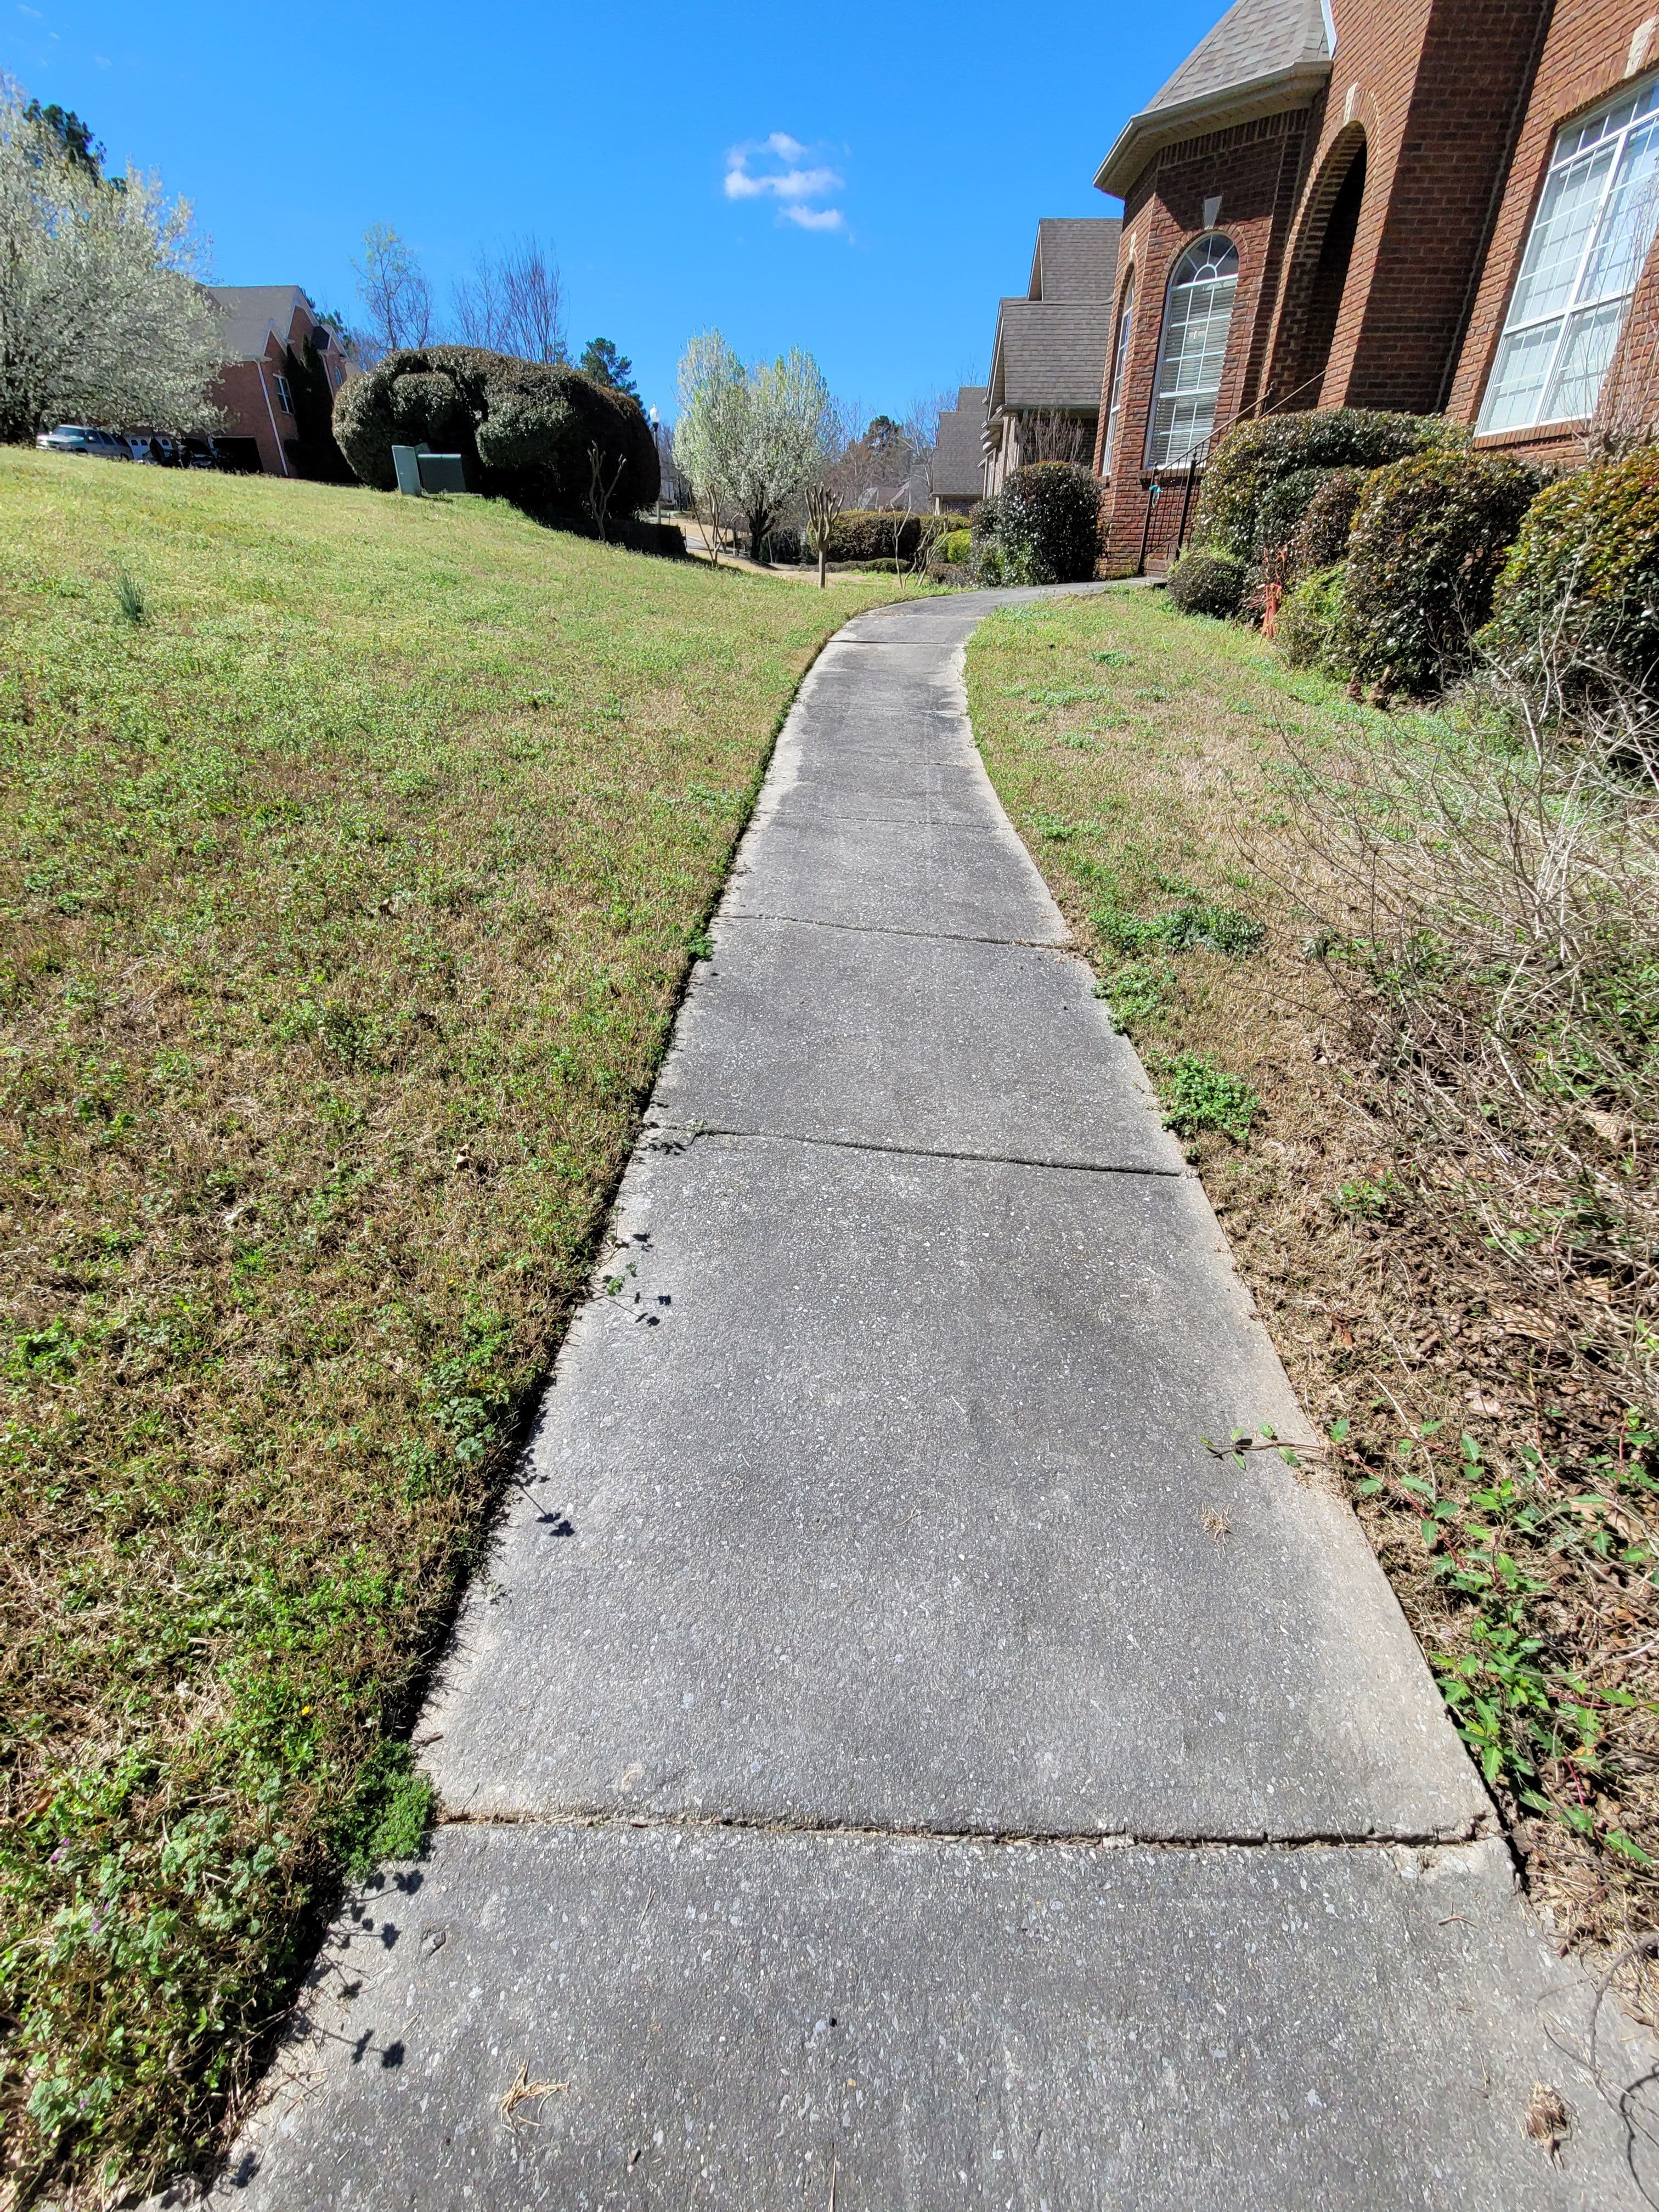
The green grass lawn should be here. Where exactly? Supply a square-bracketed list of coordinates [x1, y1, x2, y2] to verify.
[968, 585, 1659, 1977]
[0, 451, 920, 2203]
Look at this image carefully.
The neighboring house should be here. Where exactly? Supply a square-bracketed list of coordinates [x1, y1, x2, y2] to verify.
[1092, 0, 1659, 568]
[930, 386, 988, 512]
[207, 286, 355, 479]
[983, 218, 1121, 496]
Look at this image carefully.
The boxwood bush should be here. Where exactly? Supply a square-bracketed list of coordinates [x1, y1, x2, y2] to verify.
[1166, 548, 1246, 618]
[1480, 445, 1659, 701]
[986, 462, 1103, 584]
[1194, 408, 1458, 565]
[1338, 448, 1543, 694]
[334, 346, 658, 527]
[823, 510, 955, 565]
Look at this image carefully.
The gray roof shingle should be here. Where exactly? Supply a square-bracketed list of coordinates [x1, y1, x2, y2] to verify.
[986, 220, 1119, 417]
[933, 386, 988, 498]
[1147, 0, 1328, 115]
[208, 285, 309, 362]
[1094, 0, 1330, 197]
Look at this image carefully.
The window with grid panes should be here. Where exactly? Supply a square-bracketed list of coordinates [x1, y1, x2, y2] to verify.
[1104, 274, 1136, 476]
[1479, 77, 1659, 433]
[1147, 236, 1238, 467]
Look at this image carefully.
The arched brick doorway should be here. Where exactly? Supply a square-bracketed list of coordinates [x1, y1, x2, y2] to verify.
[1273, 129, 1368, 411]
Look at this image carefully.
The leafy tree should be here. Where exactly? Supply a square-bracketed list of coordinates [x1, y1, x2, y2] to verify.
[0, 86, 224, 441]
[579, 336, 639, 402]
[23, 99, 109, 181]
[673, 330, 836, 558]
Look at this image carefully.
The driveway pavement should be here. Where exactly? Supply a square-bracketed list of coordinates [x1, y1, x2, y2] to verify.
[206, 588, 1656, 2210]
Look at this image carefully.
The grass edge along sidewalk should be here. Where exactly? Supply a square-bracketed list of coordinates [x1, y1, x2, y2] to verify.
[0, 449, 923, 2207]
[966, 585, 1659, 2003]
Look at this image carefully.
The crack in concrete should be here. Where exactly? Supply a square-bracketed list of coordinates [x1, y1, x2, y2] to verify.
[716, 906, 1069, 951]
[641, 1119, 1184, 1180]
[430, 1802, 1502, 1855]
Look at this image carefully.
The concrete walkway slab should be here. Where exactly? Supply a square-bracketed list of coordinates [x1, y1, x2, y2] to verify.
[216, 1827, 1654, 2211]
[423, 1132, 1483, 1839]
[652, 917, 1181, 1170]
[203, 585, 1655, 2209]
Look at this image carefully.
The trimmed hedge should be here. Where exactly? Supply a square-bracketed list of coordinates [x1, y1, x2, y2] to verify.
[1480, 445, 1659, 699]
[1167, 548, 1246, 618]
[993, 462, 1103, 584]
[333, 346, 658, 527]
[1338, 448, 1543, 694]
[823, 509, 955, 565]
[1275, 562, 1347, 671]
[1194, 408, 1458, 563]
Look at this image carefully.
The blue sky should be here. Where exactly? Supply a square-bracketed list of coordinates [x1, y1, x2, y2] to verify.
[7, 0, 1222, 421]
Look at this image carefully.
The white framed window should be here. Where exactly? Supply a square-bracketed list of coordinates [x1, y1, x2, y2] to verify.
[1103, 273, 1136, 475]
[274, 373, 295, 417]
[1479, 75, 1659, 433]
[1147, 234, 1239, 467]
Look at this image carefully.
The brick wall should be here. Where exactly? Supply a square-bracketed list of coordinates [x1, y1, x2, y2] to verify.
[1097, 111, 1309, 571]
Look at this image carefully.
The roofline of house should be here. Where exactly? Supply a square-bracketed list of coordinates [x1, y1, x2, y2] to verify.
[1093, 58, 1330, 199]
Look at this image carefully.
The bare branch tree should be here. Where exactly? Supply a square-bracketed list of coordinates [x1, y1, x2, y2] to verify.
[806, 479, 842, 589]
[584, 439, 628, 541]
[500, 236, 565, 364]
[450, 252, 509, 350]
[352, 224, 432, 362]
[903, 389, 951, 506]
[1019, 409, 1094, 467]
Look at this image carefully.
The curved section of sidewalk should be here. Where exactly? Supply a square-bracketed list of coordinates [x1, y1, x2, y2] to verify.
[206, 588, 1656, 2210]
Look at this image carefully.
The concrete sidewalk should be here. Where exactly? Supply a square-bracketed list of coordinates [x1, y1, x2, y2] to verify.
[210, 589, 1655, 2209]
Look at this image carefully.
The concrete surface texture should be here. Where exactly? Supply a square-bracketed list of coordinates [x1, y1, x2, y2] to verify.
[205, 588, 1657, 2209]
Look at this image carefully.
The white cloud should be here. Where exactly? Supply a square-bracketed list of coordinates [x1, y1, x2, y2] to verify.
[723, 133, 845, 235]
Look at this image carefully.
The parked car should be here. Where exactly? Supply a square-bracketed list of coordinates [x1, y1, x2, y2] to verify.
[35, 425, 131, 461]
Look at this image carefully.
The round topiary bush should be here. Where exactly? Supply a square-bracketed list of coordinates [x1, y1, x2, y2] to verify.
[1285, 467, 1367, 583]
[937, 528, 970, 566]
[994, 462, 1103, 584]
[1480, 446, 1659, 701]
[1194, 408, 1459, 565]
[1338, 448, 1543, 695]
[332, 346, 658, 527]
[1166, 548, 1246, 618]
[1275, 562, 1347, 670]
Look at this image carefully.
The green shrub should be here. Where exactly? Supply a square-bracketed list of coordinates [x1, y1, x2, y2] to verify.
[993, 462, 1103, 584]
[822, 509, 953, 565]
[1480, 445, 1659, 700]
[1166, 548, 1246, 618]
[936, 528, 971, 566]
[1275, 562, 1347, 671]
[1286, 467, 1367, 581]
[1338, 448, 1543, 693]
[1194, 408, 1458, 563]
[333, 345, 658, 528]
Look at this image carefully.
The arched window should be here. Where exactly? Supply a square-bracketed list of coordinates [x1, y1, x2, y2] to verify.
[1103, 273, 1136, 476]
[1146, 235, 1239, 467]
[1479, 75, 1659, 432]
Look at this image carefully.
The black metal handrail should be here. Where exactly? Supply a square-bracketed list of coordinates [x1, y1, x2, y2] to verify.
[1130, 365, 1333, 574]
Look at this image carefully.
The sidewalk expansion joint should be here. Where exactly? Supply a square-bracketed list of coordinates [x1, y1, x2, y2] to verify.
[642, 1121, 1185, 1180]
[718, 908, 1072, 951]
[431, 1804, 1502, 1857]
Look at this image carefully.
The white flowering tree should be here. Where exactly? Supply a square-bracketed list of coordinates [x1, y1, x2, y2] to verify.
[673, 330, 837, 560]
[0, 85, 225, 444]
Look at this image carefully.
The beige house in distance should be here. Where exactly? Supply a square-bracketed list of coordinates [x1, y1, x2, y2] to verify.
[982, 217, 1120, 495]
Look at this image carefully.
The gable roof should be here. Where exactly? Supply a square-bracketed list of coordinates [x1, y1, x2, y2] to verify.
[1029, 218, 1121, 302]
[933, 386, 988, 498]
[988, 221, 1119, 416]
[208, 285, 311, 362]
[1094, 0, 1330, 198]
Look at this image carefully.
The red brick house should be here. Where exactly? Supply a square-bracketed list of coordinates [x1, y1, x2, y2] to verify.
[1093, 0, 1659, 568]
[207, 286, 354, 478]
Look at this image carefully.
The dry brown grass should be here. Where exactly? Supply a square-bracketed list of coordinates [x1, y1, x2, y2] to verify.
[967, 585, 1659, 2008]
[0, 449, 919, 2205]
